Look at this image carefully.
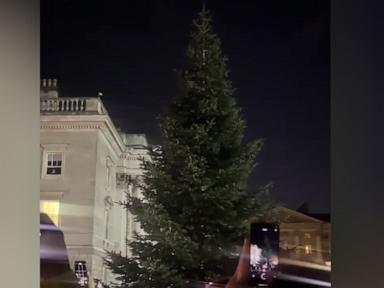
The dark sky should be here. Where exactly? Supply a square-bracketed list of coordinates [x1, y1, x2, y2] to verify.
[41, 0, 330, 213]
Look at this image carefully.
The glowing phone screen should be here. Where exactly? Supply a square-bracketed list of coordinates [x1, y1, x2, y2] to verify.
[250, 223, 279, 287]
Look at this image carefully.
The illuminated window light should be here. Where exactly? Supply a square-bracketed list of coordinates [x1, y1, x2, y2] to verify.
[40, 200, 60, 226]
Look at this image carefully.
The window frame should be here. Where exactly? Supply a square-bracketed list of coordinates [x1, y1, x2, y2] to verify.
[41, 144, 68, 179]
[46, 151, 63, 175]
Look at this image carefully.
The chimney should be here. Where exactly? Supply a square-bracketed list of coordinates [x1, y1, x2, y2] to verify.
[40, 78, 59, 98]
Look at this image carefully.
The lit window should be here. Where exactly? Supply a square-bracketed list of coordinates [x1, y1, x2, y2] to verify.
[304, 233, 311, 239]
[304, 244, 312, 254]
[40, 200, 60, 226]
[46, 152, 63, 175]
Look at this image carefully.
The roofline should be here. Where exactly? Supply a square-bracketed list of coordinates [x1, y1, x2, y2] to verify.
[275, 206, 323, 223]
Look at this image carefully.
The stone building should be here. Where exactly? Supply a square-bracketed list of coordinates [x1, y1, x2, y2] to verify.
[275, 206, 331, 266]
[39, 79, 148, 285]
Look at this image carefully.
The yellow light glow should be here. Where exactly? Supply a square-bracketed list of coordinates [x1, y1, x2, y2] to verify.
[40, 200, 60, 226]
[304, 245, 312, 254]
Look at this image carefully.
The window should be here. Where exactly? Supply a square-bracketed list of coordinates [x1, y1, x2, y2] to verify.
[46, 152, 63, 175]
[41, 144, 67, 178]
[304, 244, 312, 254]
[40, 200, 60, 226]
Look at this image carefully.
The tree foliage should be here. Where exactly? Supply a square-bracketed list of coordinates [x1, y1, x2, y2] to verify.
[106, 9, 274, 287]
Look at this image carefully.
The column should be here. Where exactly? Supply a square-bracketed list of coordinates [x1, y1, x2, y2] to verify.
[120, 186, 128, 256]
[294, 234, 300, 259]
[316, 234, 323, 263]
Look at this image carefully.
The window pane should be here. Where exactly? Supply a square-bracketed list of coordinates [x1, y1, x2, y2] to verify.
[47, 167, 61, 175]
[48, 161, 52, 166]
[53, 153, 61, 161]
[58, 160, 62, 166]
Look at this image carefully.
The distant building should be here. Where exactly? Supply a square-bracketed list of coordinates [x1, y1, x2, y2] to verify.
[275, 206, 331, 266]
[40, 79, 149, 285]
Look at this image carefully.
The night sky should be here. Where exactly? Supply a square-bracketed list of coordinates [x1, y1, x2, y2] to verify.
[41, 0, 330, 213]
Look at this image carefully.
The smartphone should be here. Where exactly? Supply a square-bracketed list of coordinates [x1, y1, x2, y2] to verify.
[249, 223, 279, 287]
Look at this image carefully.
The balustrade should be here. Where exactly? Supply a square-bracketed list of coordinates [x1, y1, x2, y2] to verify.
[40, 97, 105, 114]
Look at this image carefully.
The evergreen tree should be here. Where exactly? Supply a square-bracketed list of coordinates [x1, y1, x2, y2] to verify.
[106, 9, 273, 287]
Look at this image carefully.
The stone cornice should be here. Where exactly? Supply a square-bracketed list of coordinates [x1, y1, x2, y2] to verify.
[40, 121, 102, 130]
[40, 114, 125, 155]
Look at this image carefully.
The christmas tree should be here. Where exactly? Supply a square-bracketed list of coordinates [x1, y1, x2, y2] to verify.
[106, 9, 273, 287]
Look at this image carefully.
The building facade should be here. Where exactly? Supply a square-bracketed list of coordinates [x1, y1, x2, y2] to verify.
[40, 79, 148, 285]
[275, 206, 331, 266]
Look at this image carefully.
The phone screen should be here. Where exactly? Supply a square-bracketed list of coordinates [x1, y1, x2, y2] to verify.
[250, 223, 279, 287]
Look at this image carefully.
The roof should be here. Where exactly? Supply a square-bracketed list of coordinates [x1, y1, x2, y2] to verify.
[274, 206, 324, 223]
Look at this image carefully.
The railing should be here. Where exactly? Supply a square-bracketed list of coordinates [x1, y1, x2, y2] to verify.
[40, 97, 106, 115]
